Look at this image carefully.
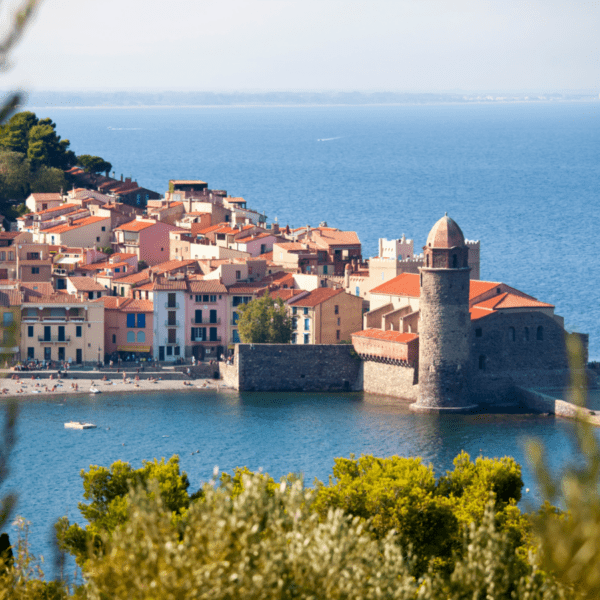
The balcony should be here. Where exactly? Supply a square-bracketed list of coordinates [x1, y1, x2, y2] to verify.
[165, 339, 180, 346]
[190, 317, 221, 325]
[164, 302, 180, 309]
[38, 336, 71, 344]
[22, 316, 85, 323]
[165, 320, 181, 327]
[191, 336, 221, 343]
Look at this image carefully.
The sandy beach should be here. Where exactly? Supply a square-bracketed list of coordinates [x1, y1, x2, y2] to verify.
[0, 373, 229, 400]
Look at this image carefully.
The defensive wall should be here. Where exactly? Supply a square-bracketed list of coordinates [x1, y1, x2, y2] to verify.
[226, 344, 362, 392]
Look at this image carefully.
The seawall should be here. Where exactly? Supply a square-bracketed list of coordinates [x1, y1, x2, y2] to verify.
[518, 386, 600, 426]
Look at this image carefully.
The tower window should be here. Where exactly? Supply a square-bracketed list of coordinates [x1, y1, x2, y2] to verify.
[537, 326, 544, 341]
[452, 254, 458, 268]
[475, 327, 482, 338]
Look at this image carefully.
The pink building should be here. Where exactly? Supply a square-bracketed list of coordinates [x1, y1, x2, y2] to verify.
[98, 296, 154, 361]
[113, 218, 183, 266]
[185, 280, 228, 361]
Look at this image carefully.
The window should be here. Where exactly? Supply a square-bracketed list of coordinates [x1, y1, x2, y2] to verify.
[537, 326, 544, 341]
[0, 252, 5, 261]
[292, 318, 297, 330]
[102, 226, 106, 231]
[209, 295, 217, 303]
[3, 313, 13, 326]
[168, 329, 176, 343]
[168, 311, 177, 326]
[167, 293, 176, 308]
[232, 312, 239, 325]
[137, 314, 145, 328]
[127, 314, 136, 328]
[232, 330, 240, 343]
[248, 267, 253, 275]
[323, 265, 328, 274]
[337, 317, 341, 326]
[303, 307, 308, 315]
[304, 318, 310, 331]
[381, 272, 385, 281]
[209, 327, 218, 342]
[174, 346, 180, 355]
[27, 347, 34, 359]
[58, 347, 65, 361]
[235, 270, 241, 280]
[509, 327, 515, 342]
[478, 355, 486, 371]
[76, 326, 82, 338]
[166, 345, 173, 356]
[292, 333, 297, 344]
[127, 331, 135, 342]
[28, 325, 33, 338]
[292, 307, 297, 315]
[334, 305, 339, 315]
[137, 331, 145, 343]
[8, 252, 13, 261]
[112, 334, 116, 343]
[31, 267, 39, 274]
[336, 330, 340, 340]
[475, 328, 482, 338]
[355, 286, 360, 296]
[303, 333, 309, 344]
[96, 237, 100, 243]
[195, 295, 202, 302]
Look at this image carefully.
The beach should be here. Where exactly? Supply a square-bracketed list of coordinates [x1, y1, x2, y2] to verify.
[0, 371, 228, 400]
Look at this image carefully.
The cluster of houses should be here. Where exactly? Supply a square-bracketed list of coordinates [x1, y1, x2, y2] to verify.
[0, 176, 575, 381]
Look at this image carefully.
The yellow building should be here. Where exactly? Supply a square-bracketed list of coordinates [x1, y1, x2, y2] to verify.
[20, 293, 104, 365]
[288, 288, 363, 344]
[0, 290, 22, 364]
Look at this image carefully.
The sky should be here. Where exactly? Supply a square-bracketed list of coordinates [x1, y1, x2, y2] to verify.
[0, 0, 599, 92]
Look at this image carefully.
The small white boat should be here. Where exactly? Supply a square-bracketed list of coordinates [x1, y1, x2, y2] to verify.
[65, 421, 97, 430]
[89, 387, 101, 394]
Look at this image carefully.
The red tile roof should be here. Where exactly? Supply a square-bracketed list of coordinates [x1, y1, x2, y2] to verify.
[370, 273, 421, 297]
[468, 280, 502, 299]
[288, 287, 344, 307]
[310, 228, 360, 247]
[115, 219, 156, 232]
[352, 329, 419, 344]
[68, 277, 105, 291]
[0, 290, 22, 306]
[44, 216, 108, 234]
[474, 293, 554, 310]
[470, 307, 492, 321]
[188, 280, 227, 293]
[30, 193, 62, 200]
[120, 299, 154, 312]
[227, 283, 268, 294]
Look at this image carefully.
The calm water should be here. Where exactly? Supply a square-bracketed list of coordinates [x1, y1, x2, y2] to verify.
[0, 390, 590, 575]
[32, 102, 600, 359]
[6, 101, 599, 573]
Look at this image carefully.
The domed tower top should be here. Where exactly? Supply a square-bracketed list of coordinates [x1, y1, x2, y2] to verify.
[426, 213, 465, 249]
[423, 214, 469, 270]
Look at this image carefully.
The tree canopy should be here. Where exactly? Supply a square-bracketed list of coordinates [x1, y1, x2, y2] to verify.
[236, 293, 293, 343]
[77, 154, 112, 176]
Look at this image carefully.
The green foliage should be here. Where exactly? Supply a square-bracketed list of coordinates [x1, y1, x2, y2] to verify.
[76, 155, 112, 176]
[0, 111, 38, 154]
[29, 165, 67, 194]
[55, 456, 192, 566]
[236, 293, 293, 343]
[27, 118, 76, 170]
[83, 474, 419, 600]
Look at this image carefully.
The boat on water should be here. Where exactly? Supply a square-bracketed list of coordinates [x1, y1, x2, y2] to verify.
[64, 421, 97, 430]
[89, 387, 101, 394]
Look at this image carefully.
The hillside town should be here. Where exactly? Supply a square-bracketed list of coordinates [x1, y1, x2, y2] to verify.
[0, 170, 585, 394]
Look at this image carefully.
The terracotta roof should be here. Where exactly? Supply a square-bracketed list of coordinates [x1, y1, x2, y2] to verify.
[227, 283, 268, 294]
[43, 216, 108, 234]
[196, 223, 225, 235]
[188, 280, 227, 293]
[276, 242, 312, 252]
[115, 219, 156, 232]
[288, 287, 344, 307]
[0, 232, 20, 240]
[266, 288, 305, 301]
[370, 273, 421, 297]
[34, 203, 77, 216]
[261, 271, 295, 285]
[310, 228, 360, 247]
[468, 280, 502, 299]
[238, 232, 272, 243]
[110, 270, 151, 285]
[30, 193, 62, 200]
[474, 293, 554, 310]
[152, 280, 188, 291]
[20, 282, 54, 298]
[352, 329, 419, 344]
[96, 296, 129, 309]
[134, 283, 154, 291]
[68, 277, 105, 292]
[153, 259, 198, 274]
[120, 299, 154, 312]
[258, 251, 273, 261]
[0, 290, 22, 306]
[23, 293, 85, 304]
[470, 307, 492, 321]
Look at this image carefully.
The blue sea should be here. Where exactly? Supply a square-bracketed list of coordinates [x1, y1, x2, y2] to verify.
[3, 101, 599, 576]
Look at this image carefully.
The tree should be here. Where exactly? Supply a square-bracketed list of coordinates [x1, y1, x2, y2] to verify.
[27, 118, 75, 170]
[55, 456, 195, 567]
[77, 154, 112, 177]
[236, 294, 293, 343]
[0, 111, 38, 154]
[0, 150, 30, 200]
[29, 164, 67, 193]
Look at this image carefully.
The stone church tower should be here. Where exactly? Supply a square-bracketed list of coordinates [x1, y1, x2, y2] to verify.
[412, 215, 476, 412]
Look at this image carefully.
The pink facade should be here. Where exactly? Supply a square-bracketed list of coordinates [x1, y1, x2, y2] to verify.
[185, 280, 228, 361]
[138, 222, 183, 266]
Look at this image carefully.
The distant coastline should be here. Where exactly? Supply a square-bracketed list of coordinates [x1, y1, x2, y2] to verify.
[4, 90, 598, 110]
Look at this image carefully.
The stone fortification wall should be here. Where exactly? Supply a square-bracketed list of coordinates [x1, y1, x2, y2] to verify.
[360, 360, 418, 400]
[219, 362, 239, 388]
[231, 344, 362, 392]
[518, 386, 600, 426]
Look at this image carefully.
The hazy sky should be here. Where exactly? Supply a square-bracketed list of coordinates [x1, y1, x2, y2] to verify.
[1, 0, 599, 92]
